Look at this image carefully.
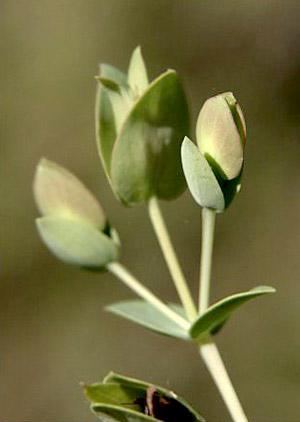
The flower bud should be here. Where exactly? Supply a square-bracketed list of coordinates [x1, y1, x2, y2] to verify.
[181, 93, 246, 212]
[33, 159, 120, 268]
[96, 46, 189, 206]
[196, 92, 246, 180]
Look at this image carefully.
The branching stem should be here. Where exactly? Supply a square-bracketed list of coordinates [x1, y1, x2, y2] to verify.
[147, 196, 198, 321]
[106, 261, 190, 330]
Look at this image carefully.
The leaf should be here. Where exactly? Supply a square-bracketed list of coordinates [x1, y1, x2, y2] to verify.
[181, 137, 225, 212]
[36, 217, 119, 268]
[106, 300, 190, 340]
[92, 404, 158, 422]
[103, 373, 206, 422]
[83, 379, 154, 421]
[83, 382, 142, 406]
[189, 286, 276, 339]
[127, 46, 149, 98]
[111, 70, 189, 206]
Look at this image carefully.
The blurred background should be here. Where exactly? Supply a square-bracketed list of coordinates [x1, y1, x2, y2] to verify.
[2, 1, 300, 420]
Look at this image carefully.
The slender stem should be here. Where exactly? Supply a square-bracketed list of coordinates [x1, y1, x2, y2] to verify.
[199, 341, 248, 422]
[199, 208, 216, 313]
[147, 196, 198, 321]
[106, 261, 190, 330]
[198, 207, 248, 421]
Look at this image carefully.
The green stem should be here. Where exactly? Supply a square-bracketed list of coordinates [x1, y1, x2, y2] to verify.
[199, 207, 216, 313]
[198, 207, 248, 422]
[147, 196, 198, 321]
[106, 261, 190, 330]
[199, 340, 248, 422]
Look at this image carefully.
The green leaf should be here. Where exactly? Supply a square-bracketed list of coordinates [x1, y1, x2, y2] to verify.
[189, 286, 276, 339]
[181, 137, 225, 212]
[84, 378, 154, 421]
[83, 382, 142, 406]
[36, 217, 119, 268]
[84, 375, 206, 421]
[127, 46, 149, 98]
[106, 300, 190, 340]
[103, 373, 206, 422]
[92, 403, 158, 422]
[111, 69, 189, 206]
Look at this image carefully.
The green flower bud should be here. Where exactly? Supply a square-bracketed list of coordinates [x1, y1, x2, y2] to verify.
[181, 92, 246, 212]
[96, 46, 189, 206]
[83, 372, 206, 422]
[33, 159, 120, 268]
[196, 92, 246, 180]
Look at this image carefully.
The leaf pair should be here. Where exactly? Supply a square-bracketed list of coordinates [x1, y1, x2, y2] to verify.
[106, 286, 275, 341]
[83, 372, 206, 422]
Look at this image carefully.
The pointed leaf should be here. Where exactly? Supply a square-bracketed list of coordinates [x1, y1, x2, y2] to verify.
[36, 217, 119, 268]
[103, 373, 206, 422]
[106, 300, 190, 340]
[181, 137, 225, 212]
[127, 46, 149, 98]
[111, 70, 189, 206]
[85, 379, 204, 422]
[92, 404, 158, 422]
[83, 382, 141, 406]
[189, 286, 276, 339]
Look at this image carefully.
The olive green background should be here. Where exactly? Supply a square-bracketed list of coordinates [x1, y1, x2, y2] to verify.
[2, 1, 300, 420]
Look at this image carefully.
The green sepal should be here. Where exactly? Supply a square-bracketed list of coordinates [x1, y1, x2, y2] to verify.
[97, 76, 133, 133]
[127, 46, 149, 98]
[100, 63, 128, 86]
[189, 286, 276, 339]
[95, 64, 131, 194]
[111, 69, 189, 206]
[36, 217, 120, 269]
[181, 136, 225, 212]
[106, 300, 190, 340]
[95, 81, 118, 186]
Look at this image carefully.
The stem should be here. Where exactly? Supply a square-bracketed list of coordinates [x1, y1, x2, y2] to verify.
[198, 208, 248, 421]
[199, 341, 248, 422]
[106, 261, 190, 330]
[199, 207, 216, 313]
[147, 196, 198, 321]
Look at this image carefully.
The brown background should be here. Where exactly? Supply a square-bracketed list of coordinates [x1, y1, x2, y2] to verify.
[2, 1, 300, 420]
